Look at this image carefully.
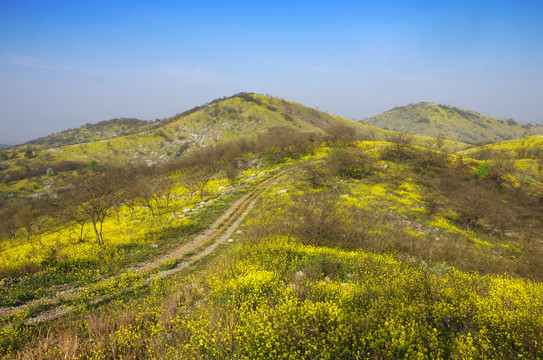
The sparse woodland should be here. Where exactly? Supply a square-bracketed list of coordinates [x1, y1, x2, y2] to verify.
[1, 94, 543, 359]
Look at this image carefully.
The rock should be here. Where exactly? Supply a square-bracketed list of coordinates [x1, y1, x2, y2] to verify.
[218, 186, 228, 192]
[0, 278, 22, 286]
[236, 230, 242, 234]
[380, 163, 389, 169]
[276, 189, 288, 194]
[150, 244, 159, 248]
[182, 208, 192, 214]
[227, 239, 234, 243]
[295, 271, 306, 281]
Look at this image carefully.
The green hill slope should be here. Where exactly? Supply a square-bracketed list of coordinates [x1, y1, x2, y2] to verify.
[23, 117, 155, 150]
[363, 102, 543, 144]
[0, 94, 470, 195]
[0, 94, 386, 172]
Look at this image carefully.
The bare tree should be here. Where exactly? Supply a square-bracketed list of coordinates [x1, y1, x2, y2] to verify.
[178, 164, 215, 202]
[69, 169, 125, 245]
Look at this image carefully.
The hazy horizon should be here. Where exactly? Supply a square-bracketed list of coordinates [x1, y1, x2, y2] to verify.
[2, 0, 543, 144]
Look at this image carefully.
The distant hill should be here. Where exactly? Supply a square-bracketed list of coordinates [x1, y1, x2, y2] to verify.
[23, 117, 155, 150]
[362, 102, 543, 144]
[0, 144, 11, 150]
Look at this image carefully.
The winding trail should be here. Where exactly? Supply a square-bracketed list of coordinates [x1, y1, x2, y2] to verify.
[1, 173, 280, 326]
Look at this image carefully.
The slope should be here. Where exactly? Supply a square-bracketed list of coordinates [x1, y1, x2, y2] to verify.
[22, 117, 155, 150]
[363, 102, 543, 144]
[460, 134, 543, 160]
[2, 136, 543, 358]
[0, 93, 369, 178]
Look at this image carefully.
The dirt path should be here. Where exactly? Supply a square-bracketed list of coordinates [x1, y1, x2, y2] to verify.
[1, 173, 279, 326]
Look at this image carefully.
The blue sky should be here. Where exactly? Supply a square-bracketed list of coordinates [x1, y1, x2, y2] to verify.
[1, 0, 543, 143]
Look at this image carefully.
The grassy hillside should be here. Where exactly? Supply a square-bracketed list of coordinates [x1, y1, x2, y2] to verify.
[22, 118, 155, 150]
[461, 134, 543, 160]
[0, 94, 467, 193]
[1, 129, 542, 358]
[2, 93, 356, 166]
[363, 102, 543, 144]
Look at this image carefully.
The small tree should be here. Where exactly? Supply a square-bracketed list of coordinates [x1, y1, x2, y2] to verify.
[382, 132, 414, 162]
[176, 147, 219, 202]
[24, 150, 35, 159]
[69, 169, 125, 245]
[179, 165, 215, 202]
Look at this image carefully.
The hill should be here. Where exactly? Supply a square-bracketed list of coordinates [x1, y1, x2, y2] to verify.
[1, 93, 447, 176]
[0, 144, 11, 150]
[3, 94, 467, 167]
[22, 118, 155, 150]
[8, 93, 359, 162]
[363, 102, 543, 144]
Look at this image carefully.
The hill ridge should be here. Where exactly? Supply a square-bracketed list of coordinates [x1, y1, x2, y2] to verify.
[363, 102, 543, 144]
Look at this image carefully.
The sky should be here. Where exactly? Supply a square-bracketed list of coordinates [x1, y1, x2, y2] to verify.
[1, 0, 543, 144]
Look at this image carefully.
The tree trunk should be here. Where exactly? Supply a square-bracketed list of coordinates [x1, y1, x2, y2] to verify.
[79, 222, 85, 242]
[99, 219, 104, 245]
[92, 219, 101, 245]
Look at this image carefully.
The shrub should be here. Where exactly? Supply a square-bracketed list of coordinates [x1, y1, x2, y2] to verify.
[326, 148, 373, 179]
[475, 162, 490, 180]
[282, 191, 368, 249]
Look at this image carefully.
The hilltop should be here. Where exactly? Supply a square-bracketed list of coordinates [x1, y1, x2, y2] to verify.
[363, 102, 543, 144]
[7, 93, 362, 162]
[1, 93, 444, 180]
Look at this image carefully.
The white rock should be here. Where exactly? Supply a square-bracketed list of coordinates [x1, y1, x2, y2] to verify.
[295, 271, 306, 281]
[227, 239, 234, 243]
[150, 244, 159, 248]
[276, 189, 288, 194]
